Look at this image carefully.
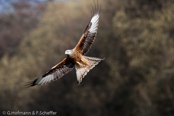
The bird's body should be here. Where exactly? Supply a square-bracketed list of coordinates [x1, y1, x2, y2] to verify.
[65, 48, 103, 84]
[26, 2, 104, 87]
[65, 49, 87, 68]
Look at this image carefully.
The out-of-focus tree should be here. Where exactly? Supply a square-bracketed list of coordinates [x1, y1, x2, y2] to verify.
[0, 0, 48, 57]
[0, 0, 174, 116]
[100, 0, 174, 115]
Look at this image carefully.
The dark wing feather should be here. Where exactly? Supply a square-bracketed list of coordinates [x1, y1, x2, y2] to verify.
[26, 58, 74, 87]
[74, 5, 100, 55]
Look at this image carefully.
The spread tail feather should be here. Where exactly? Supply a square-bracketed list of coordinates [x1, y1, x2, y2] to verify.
[75, 56, 104, 85]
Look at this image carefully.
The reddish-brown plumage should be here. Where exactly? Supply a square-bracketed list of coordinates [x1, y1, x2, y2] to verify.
[26, 2, 103, 87]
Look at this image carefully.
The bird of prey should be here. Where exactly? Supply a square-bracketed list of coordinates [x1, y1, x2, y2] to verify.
[26, 3, 104, 87]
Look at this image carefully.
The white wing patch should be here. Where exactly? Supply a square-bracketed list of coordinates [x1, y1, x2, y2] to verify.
[89, 13, 99, 33]
[38, 74, 54, 85]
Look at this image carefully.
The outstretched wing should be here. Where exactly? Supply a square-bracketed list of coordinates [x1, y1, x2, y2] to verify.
[26, 58, 74, 87]
[74, 5, 100, 55]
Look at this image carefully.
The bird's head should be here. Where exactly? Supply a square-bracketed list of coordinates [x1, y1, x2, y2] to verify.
[65, 50, 73, 56]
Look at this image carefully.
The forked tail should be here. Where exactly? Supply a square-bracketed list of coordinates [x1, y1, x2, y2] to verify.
[75, 56, 104, 85]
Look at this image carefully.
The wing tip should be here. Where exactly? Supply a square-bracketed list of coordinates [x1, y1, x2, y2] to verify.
[24, 77, 41, 88]
[92, 0, 101, 14]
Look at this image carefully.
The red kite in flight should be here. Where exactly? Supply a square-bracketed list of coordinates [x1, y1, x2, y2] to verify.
[27, 3, 104, 87]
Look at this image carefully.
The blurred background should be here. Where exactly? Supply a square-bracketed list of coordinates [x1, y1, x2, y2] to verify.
[0, 0, 174, 115]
